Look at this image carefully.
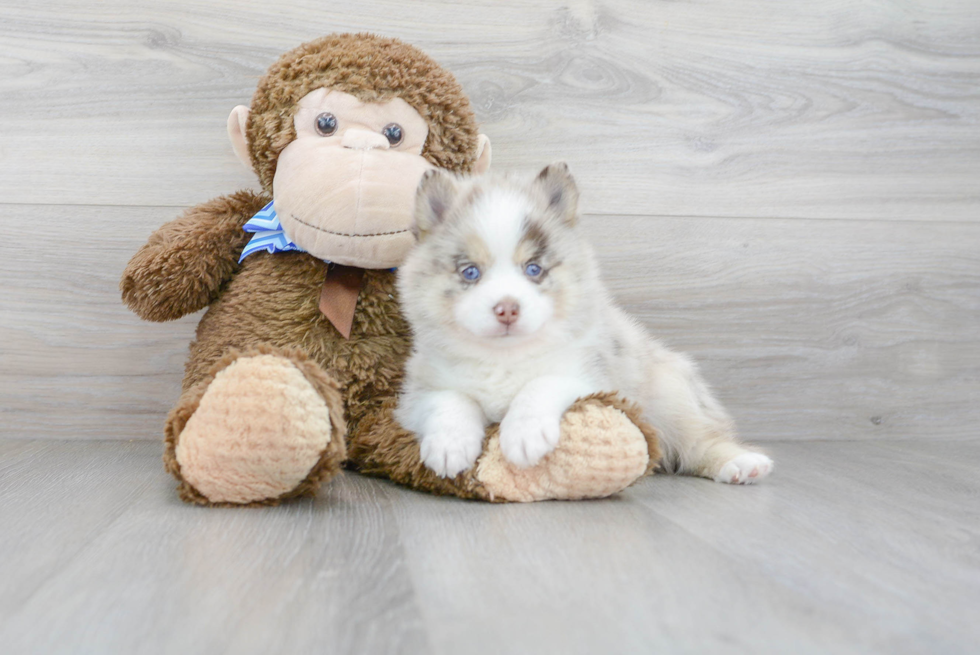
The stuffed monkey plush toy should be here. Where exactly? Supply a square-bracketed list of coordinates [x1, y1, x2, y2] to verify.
[121, 33, 660, 506]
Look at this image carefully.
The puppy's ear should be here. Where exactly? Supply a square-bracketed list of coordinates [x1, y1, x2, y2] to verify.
[414, 169, 458, 239]
[473, 134, 492, 174]
[534, 162, 579, 225]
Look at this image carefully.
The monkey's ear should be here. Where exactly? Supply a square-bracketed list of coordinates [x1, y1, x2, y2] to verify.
[473, 134, 492, 175]
[413, 169, 458, 239]
[227, 105, 252, 171]
[534, 162, 579, 225]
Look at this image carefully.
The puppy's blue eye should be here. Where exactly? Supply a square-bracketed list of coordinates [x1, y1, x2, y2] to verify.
[525, 263, 543, 277]
[461, 265, 481, 281]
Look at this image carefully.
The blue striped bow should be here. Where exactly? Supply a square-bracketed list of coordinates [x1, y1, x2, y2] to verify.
[239, 201, 305, 263]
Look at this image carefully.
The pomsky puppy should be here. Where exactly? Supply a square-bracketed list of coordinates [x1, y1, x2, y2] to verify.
[395, 163, 773, 484]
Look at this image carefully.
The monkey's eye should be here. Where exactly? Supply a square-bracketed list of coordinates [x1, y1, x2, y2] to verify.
[382, 123, 403, 146]
[525, 263, 543, 278]
[315, 113, 338, 136]
[460, 265, 481, 282]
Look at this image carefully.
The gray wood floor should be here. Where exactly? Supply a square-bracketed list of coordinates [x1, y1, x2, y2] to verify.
[1, 1, 978, 653]
[1, 438, 978, 654]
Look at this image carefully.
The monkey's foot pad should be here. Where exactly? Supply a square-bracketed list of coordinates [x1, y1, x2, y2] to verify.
[476, 397, 653, 502]
[175, 354, 334, 504]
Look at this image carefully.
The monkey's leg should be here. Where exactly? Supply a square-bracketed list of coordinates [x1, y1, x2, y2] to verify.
[164, 345, 347, 506]
[349, 393, 660, 502]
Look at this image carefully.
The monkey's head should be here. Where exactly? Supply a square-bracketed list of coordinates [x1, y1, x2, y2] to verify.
[227, 33, 491, 269]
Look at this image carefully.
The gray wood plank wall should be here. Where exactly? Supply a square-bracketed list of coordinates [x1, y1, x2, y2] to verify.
[1, 0, 978, 441]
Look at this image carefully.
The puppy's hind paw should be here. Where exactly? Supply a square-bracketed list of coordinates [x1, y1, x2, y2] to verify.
[715, 452, 774, 485]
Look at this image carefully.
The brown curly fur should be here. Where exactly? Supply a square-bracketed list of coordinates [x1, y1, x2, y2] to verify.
[122, 179, 423, 503]
[121, 190, 262, 322]
[246, 33, 481, 195]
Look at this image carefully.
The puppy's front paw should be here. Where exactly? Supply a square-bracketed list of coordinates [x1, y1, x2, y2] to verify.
[715, 452, 774, 485]
[499, 409, 562, 469]
[419, 424, 483, 479]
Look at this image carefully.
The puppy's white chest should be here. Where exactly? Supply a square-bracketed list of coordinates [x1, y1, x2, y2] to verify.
[456, 362, 531, 422]
[449, 350, 586, 422]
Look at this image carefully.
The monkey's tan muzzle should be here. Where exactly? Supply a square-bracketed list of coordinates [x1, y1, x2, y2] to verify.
[272, 146, 434, 269]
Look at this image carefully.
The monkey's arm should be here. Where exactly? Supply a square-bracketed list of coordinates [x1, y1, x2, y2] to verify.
[121, 190, 269, 322]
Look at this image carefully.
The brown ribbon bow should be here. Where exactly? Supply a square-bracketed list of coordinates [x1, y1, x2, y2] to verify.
[318, 264, 365, 339]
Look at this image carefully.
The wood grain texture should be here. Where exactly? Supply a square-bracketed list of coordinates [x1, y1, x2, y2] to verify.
[0, 0, 977, 219]
[594, 214, 980, 441]
[2, 438, 978, 654]
[0, 2, 977, 443]
[0, 440, 430, 655]
[2, 204, 977, 441]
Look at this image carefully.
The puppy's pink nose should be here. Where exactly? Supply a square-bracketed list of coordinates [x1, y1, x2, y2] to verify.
[493, 298, 520, 325]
